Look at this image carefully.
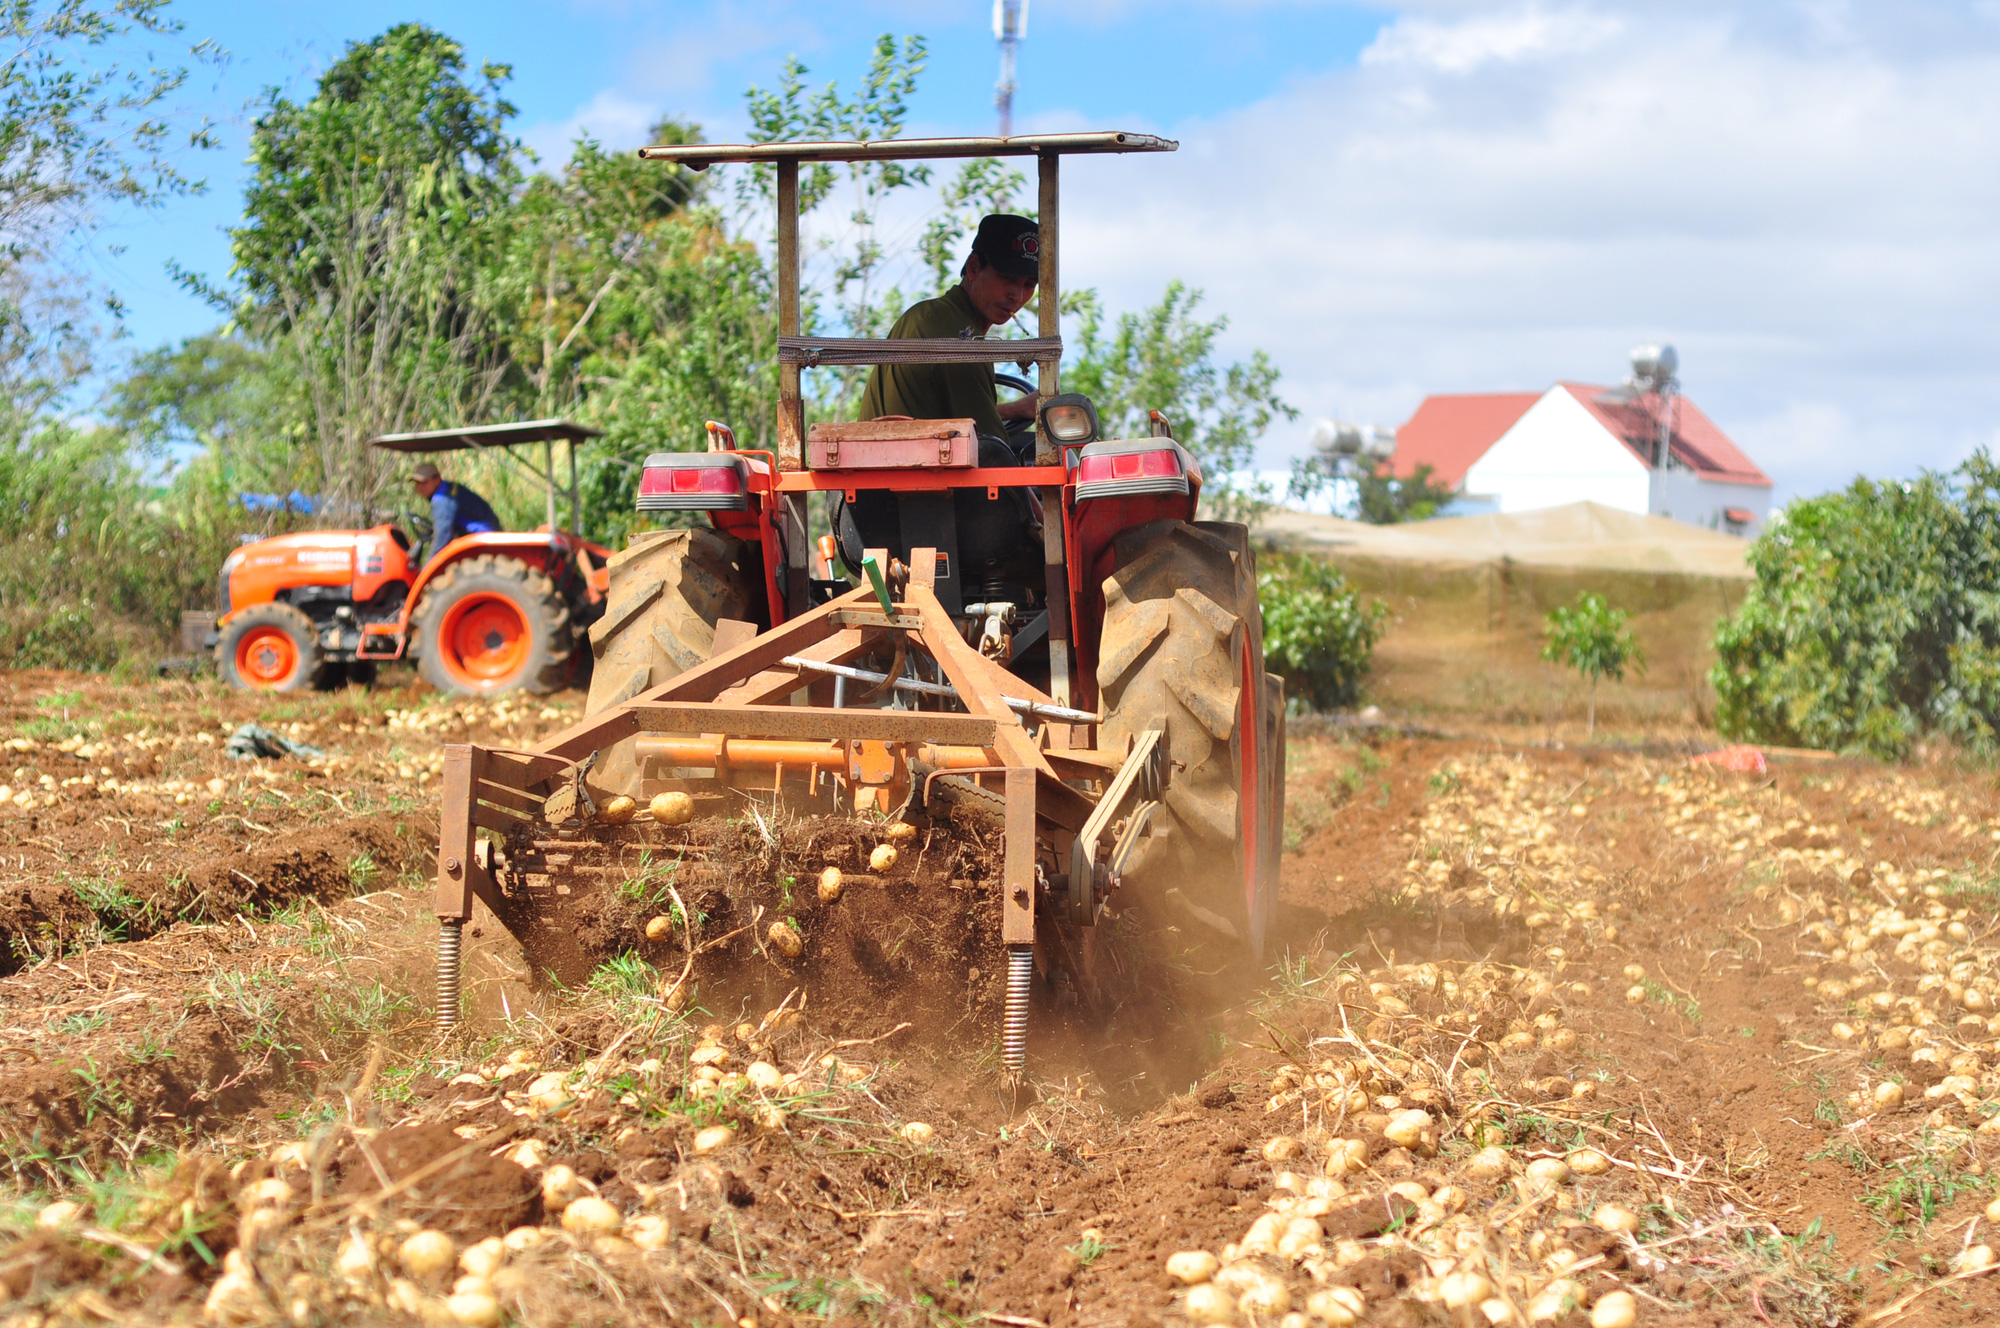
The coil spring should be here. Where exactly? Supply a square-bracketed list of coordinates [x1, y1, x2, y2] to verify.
[436, 919, 464, 1030]
[1002, 945, 1032, 1072]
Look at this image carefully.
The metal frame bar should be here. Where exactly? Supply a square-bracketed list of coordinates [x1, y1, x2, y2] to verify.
[637, 131, 1176, 167]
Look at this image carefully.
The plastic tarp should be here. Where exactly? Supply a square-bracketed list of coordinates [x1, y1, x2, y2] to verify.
[1256, 501, 1754, 579]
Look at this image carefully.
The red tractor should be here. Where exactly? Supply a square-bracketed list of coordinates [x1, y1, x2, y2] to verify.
[431, 133, 1285, 1065]
[209, 421, 610, 696]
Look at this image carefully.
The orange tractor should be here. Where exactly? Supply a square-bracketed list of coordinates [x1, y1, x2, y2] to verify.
[429, 133, 1285, 1069]
[209, 421, 611, 696]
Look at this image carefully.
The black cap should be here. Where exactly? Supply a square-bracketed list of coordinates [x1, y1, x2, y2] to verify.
[970, 214, 1040, 280]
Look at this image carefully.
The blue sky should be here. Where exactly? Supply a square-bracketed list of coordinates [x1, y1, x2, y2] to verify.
[79, 2, 2000, 505]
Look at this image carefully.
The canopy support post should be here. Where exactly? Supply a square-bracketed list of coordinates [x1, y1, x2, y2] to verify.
[1037, 150, 1072, 712]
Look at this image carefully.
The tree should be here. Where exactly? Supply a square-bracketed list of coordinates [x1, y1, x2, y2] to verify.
[1711, 453, 2000, 758]
[1258, 554, 1386, 711]
[0, 1, 216, 260]
[1541, 592, 1644, 738]
[1063, 283, 1295, 524]
[1356, 462, 1456, 524]
[206, 23, 523, 521]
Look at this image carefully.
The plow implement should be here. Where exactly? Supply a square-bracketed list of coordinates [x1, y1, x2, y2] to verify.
[431, 546, 1184, 1070]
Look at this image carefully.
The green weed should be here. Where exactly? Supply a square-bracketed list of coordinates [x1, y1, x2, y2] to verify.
[347, 852, 379, 891]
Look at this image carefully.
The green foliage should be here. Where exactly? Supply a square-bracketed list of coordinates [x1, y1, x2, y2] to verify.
[209, 23, 524, 520]
[0, 1, 217, 258]
[1064, 283, 1295, 523]
[0, 422, 239, 669]
[1712, 453, 2000, 758]
[1257, 554, 1385, 710]
[1541, 591, 1644, 737]
[1356, 462, 1457, 524]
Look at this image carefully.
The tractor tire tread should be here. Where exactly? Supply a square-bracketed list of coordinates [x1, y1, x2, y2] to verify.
[414, 554, 574, 696]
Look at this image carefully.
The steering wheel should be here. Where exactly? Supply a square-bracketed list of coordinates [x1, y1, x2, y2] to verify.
[996, 372, 1037, 459]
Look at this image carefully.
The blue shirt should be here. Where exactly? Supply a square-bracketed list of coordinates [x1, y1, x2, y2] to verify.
[431, 481, 501, 545]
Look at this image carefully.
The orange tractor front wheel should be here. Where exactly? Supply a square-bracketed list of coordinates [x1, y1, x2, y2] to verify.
[216, 603, 322, 692]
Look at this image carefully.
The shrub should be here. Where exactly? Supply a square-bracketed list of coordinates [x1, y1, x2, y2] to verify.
[1711, 452, 2000, 758]
[1540, 591, 1644, 738]
[1257, 554, 1386, 711]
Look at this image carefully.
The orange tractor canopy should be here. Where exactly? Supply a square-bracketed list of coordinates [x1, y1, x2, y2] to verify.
[209, 420, 612, 696]
[429, 133, 1286, 1071]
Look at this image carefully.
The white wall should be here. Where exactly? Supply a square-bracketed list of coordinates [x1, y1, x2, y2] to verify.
[1463, 387, 1651, 515]
[1649, 468, 1773, 536]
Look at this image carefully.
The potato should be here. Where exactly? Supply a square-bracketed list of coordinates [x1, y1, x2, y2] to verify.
[1440, 1272, 1494, 1309]
[459, 1237, 505, 1279]
[1184, 1283, 1236, 1325]
[1956, 1244, 1997, 1273]
[1263, 1135, 1304, 1162]
[561, 1197, 622, 1235]
[501, 1227, 544, 1253]
[1160, 1248, 1216, 1280]
[818, 866, 843, 902]
[1872, 1080, 1905, 1111]
[1306, 1286, 1365, 1327]
[767, 920, 804, 958]
[884, 821, 918, 842]
[1238, 1277, 1291, 1316]
[540, 1166, 587, 1209]
[1383, 1108, 1432, 1149]
[627, 1214, 671, 1251]
[1323, 1138, 1369, 1176]
[1466, 1146, 1512, 1179]
[1567, 1148, 1612, 1176]
[747, 1061, 783, 1091]
[1525, 1157, 1571, 1185]
[900, 1121, 935, 1145]
[398, 1230, 458, 1278]
[1589, 1291, 1638, 1328]
[1594, 1203, 1641, 1234]
[869, 843, 899, 872]
[649, 791, 694, 826]
[1529, 1277, 1583, 1322]
[336, 1231, 376, 1281]
[644, 915, 675, 942]
[448, 1291, 503, 1327]
[1624, 985, 1648, 1005]
[35, 1201, 80, 1228]
[596, 795, 638, 826]
[693, 1124, 736, 1154]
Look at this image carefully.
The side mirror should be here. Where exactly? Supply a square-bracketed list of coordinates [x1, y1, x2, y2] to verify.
[1039, 393, 1100, 445]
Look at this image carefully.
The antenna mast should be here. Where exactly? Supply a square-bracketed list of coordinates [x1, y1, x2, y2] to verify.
[994, 0, 1027, 137]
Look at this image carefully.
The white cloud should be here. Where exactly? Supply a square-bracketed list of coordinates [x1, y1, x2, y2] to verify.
[1361, 5, 1620, 73]
[1055, 0, 2000, 502]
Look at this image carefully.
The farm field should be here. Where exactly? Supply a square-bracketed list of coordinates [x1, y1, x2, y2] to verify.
[4, 672, 2000, 1327]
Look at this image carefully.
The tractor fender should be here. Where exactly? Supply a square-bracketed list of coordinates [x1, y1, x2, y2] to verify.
[407, 533, 567, 614]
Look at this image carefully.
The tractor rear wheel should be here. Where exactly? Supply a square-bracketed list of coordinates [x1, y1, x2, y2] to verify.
[581, 527, 760, 800]
[217, 603, 321, 692]
[414, 555, 574, 696]
[583, 528, 760, 715]
[1095, 519, 1279, 957]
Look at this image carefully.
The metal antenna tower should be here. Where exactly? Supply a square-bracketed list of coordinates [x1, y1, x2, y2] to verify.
[994, 0, 1027, 137]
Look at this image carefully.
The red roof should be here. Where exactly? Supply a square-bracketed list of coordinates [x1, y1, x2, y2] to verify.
[1386, 392, 1539, 486]
[1387, 384, 1772, 490]
[1557, 383, 1771, 487]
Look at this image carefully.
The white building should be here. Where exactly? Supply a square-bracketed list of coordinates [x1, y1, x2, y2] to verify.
[1387, 380, 1773, 535]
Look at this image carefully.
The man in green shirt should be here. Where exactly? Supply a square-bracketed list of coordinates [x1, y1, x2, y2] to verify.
[859, 213, 1040, 445]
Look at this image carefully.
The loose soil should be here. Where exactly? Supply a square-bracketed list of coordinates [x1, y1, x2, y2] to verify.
[5, 672, 2000, 1328]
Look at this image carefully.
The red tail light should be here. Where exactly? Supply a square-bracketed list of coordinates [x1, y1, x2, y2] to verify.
[1073, 440, 1193, 500]
[637, 453, 750, 512]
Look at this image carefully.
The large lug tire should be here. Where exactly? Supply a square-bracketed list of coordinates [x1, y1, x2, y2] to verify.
[583, 528, 759, 716]
[414, 555, 574, 697]
[216, 603, 321, 692]
[580, 528, 760, 798]
[1095, 519, 1277, 956]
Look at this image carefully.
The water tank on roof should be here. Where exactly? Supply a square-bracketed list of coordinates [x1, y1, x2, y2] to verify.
[1630, 343, 1678, 387]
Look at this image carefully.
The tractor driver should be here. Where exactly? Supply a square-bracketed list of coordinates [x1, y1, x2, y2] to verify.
[411, 462, 502, 551]
[859, 213, 1040, 452]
